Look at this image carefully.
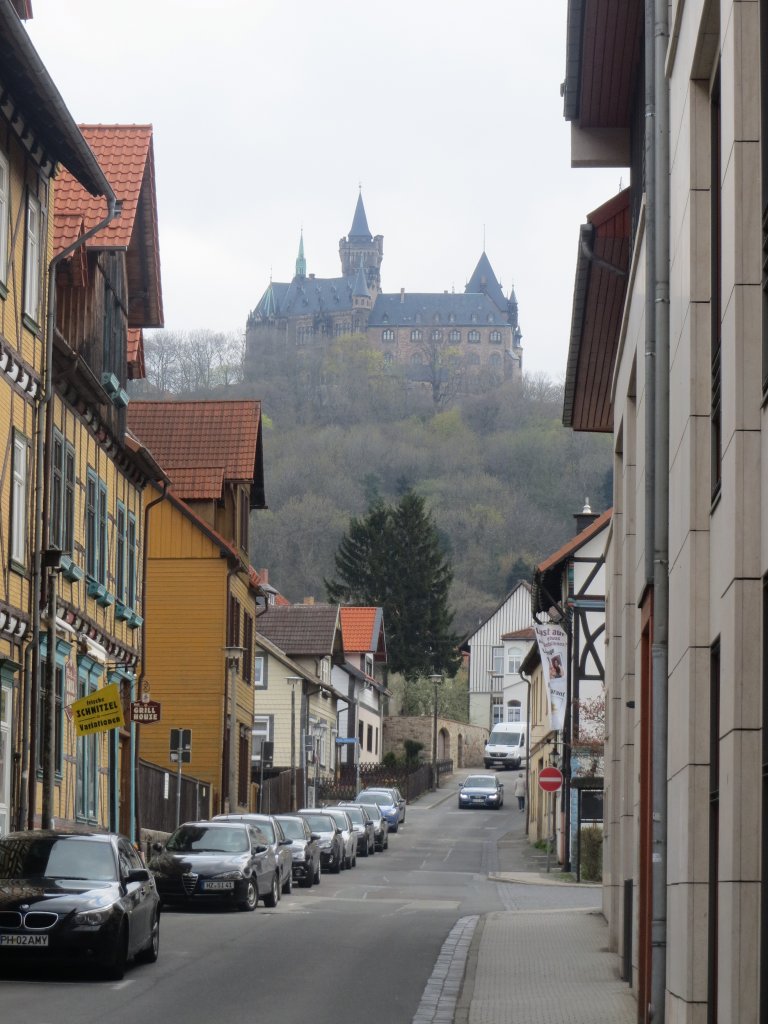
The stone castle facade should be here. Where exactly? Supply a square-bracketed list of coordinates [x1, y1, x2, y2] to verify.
[245, 192, 523, 385]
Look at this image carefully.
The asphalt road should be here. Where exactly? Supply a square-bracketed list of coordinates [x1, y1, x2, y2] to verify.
[0, 776, 597, 1024]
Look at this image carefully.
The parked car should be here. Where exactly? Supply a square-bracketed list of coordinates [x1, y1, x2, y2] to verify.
[361, 786, 406, 824]
[355, 788, 401, 832]
[148, 821, 279, 910]
[457, 775, 505, 809]
[337, 802, 376, 856]
[0, 829, 160, 980]
[363, 803, 389, 851]
[297, 810, 345, 874]
[321, 806, 357, 869]
[274, 814, 321, 888]
[213, 813, 294, 895]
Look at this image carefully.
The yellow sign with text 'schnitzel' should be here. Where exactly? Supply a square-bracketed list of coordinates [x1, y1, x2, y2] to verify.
[71, 683, 125, 737]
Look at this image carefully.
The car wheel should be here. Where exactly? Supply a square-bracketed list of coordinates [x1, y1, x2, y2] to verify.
[390, 822, 398, 834]
[135, 910, 160, 964]
[102, 923, 129, 980]
[384, 834, 389, 850]
[369, 839, 375, 855]
[300, 871, 313, 889]
[239, 878, 258, 911]
[282, 869, 293, 895]
[262, 873, 279, 908]
[313, 860, 321, 885]
[360, 841, 369, 857]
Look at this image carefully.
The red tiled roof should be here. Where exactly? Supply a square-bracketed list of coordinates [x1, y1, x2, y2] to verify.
[127, 400, 265, 507]
[126, 328, 145, 380]
[535, 508, 612, 574]
[499, 627, 536, 641]
[340, 607, 380, 652]
[53, 125, 163, 327]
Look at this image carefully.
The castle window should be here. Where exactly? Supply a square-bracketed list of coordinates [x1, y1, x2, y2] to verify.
[383, 352, 394, 366]
[489, 330, 502, 343]
[431, 329, 443, 342]
[382, 329, 395, 342]
[433, 313, 441, 324]
[449, 330, 461, 342]
[411, 329, 422, 342]
[487, 314, 495, 323]
[448, 313, 456, 324]
[410, 352, 424, 366]
[382, 313, 389, 323]
[415, 313, 422, 324]
[471, 313, 478, 324]
[489, 352, 502, 369]
[467, 352, 480, 366]
[468, 330, 480, 343]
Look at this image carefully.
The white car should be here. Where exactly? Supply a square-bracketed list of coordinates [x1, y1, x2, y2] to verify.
[321, 806, 357, 869]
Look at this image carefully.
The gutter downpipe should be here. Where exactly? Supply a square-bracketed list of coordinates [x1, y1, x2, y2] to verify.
[26, 187, 119, 829]
[650, 0, 670, 1017]
[135, 479, 169, 843]
[520, 669, 532, 835]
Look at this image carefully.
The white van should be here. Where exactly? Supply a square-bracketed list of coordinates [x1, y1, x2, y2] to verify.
[484, 722, 527, 770]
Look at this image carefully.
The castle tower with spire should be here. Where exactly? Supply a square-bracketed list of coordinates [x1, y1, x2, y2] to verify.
[339, 190, 383, 296]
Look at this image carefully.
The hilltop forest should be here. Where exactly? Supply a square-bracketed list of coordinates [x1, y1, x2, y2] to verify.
[137, 330, 612, 637]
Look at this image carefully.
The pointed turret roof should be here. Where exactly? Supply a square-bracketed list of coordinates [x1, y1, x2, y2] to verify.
[352, 260, 370, 298]
[349, 190, 372, 241]
[295, 230, 306, 278]
[465, 251, 507, 313]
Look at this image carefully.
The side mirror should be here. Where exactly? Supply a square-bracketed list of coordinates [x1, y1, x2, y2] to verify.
[310, 833, 321, 842]
[126, 868, 151, 884]
[151, 841, 163, 853]
[280, 838, 292, 846]
[253, 844, 268, 854]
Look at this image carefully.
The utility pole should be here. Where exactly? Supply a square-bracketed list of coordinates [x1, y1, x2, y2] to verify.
[223, 647, 244, 813]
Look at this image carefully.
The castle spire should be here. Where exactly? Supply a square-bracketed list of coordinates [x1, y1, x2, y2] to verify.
[349, 189, 372, 241]
[295, 229, 306, 279]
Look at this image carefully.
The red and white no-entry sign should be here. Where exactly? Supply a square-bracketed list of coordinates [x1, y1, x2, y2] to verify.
[538, 766, 563, 792]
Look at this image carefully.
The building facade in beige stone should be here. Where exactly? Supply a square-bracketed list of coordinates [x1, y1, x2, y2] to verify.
[562, 1, 768, 1020]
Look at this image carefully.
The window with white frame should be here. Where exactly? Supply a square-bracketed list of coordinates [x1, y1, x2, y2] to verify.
[364, 655, 374, 677]
[492, 647, 504, 676]
[0, 152, 8, 290]
[24, 192, 41, 322]
[507, 648, 522, 674]
[11, 432, 28, 567]
[251, 715, 273, 764]
[254, 654, 266, 689]
[492, 696, 503, 725]
[507, 700, 522, 723]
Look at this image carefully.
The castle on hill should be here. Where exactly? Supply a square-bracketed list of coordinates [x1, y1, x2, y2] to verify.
[245, 192, 523, 385]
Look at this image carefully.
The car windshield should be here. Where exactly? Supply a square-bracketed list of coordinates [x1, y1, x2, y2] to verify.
[166, 825, 248, 854]
[464, 776, 496, 788]
[341, 806, 365, 824]
[489, 728, 522, 745]
[252, 822, 274, 842]
[0, 836, 116, 881]
[357, 792, 391, 807]
[301, 814, 333, 833]
[325, 810, 349, 830]
[277, 818, 307, 841]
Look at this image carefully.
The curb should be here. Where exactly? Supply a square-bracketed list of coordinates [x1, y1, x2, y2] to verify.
[489, 870, 601, 888]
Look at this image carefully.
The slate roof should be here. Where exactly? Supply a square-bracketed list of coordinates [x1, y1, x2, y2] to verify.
[348, 192, 372, 240]
[499, 626, 536, 642]
[465, 251, 508, 313]
[369, 291, 510, 329]
[257, 604, 341, 658]
[127, 400, 266, 508]
[339, 607, 383, 653]
[53, 124, 163, 327]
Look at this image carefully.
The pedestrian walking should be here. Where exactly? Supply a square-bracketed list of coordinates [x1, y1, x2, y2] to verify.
[513, 772, 526, 811]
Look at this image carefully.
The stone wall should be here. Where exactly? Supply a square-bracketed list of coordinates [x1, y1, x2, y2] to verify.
[383, 716, 488, 769]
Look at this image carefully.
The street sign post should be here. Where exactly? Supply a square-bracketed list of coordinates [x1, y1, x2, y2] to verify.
[538, 766, 564, 873]
[170, 729, 192, 828]
[538, 766, 563, 792]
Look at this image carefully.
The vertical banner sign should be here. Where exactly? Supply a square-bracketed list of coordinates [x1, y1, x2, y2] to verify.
[533, 623, 568, 731]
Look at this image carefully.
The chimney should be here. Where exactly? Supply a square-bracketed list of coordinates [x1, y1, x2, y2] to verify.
[400, 287, 405, 304]
[259, 568, 269, 585]
[303, 597, 315, 606]
[574, 498, 600, 535]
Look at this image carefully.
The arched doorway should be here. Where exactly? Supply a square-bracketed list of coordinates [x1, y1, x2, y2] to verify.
[457, 733, 464, 769]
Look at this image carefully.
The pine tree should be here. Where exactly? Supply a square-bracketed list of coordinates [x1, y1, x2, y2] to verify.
[326, 491, 461, 680]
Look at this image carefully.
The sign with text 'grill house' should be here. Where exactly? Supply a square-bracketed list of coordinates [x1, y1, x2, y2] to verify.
[130, 700, 161, 723]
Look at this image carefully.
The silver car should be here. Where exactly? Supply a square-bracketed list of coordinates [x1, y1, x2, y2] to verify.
[337, 802, 376, 857]
[363, 803, 389, 851]
[213, 813, 294, 895]
[322, 806, 357, 869]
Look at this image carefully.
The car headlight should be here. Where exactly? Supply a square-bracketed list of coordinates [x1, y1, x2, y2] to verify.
[293, 848, 307, 861]
[318, 839, 332, 850]
[74, 905, 116, 926]
[215, 870, 245, 880]
[459, 793, 469, 800]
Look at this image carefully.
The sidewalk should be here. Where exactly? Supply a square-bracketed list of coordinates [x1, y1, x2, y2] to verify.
[410, 777, 636, 1024]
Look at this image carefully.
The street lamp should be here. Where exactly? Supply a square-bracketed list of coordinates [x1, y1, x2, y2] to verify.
[311, 720, 327, 807]
[223, 647, 244, 813]
[429, 673, 443, 791]
[286, 676, 302, 811]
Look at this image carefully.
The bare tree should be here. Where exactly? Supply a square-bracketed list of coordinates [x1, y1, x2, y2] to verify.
[414, 334, 464, 409]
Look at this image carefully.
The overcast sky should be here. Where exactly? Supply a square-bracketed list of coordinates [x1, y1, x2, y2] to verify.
[27, 0, 623, 378]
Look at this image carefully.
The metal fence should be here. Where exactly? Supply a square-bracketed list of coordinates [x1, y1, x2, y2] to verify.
[138, 759, 212, 834]
[318, 759, 453, 806]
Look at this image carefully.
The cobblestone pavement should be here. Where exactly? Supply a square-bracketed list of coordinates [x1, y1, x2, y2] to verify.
[409, 778, 636, 1024]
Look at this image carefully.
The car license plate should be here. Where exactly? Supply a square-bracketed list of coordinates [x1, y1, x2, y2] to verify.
[203, 880, 234, 891]
[0, 934, 49, 946]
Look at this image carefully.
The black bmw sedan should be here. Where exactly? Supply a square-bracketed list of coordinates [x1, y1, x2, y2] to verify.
[0, 829, 160, 980]
[148, 821, 279, 910]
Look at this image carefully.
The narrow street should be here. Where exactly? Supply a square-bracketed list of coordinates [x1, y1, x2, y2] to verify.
[0, 774, 608, 1024]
